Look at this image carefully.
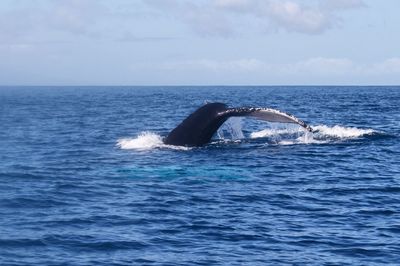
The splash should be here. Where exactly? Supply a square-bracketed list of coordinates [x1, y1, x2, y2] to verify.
[250, 124, 377, 145]
[250, 127, 303, 138]
[217, 117, 244, 140]
[117, 132, 163, 150]
[312, 125, 375, 139]
[117, 132, 189, 151]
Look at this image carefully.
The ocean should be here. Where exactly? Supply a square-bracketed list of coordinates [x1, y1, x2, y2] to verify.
[0, 86, 399, 265]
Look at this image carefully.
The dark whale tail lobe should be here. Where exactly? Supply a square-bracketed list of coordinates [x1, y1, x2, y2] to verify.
[164, 103, 229, 147]
[164, 103, 312, 147]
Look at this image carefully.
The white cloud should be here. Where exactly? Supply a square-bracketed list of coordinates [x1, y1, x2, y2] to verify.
[183, 6, 234, 37]
[320, 0, 366, 10]
[265, 1, 329, 34]
[145, 0, 235, 37]
[127, 56, 400, 84]
[145, 0, 366, 36]
[371, 57, 400, 74]
[155, 57, 400, 77]
[0, 0, 168, 44]
[45, 0, 107, 35]
[0, 0, 367, 44]
[0, 0, 108, 43]
[287, 57, 355, 74]
[160, 58, 268, 71]
[214, 0, 252, 10]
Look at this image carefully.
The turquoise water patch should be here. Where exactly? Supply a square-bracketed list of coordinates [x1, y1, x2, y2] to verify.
[117, 164, 250, 180]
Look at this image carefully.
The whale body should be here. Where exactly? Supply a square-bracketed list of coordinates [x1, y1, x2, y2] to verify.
[164, 102, 312, 147]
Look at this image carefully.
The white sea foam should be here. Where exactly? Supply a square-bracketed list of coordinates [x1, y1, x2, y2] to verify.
[117, 132, 190, 150]
[250, 127, 303, 138]
[312, 125, 375, 138]
[251, 124, 376, 145]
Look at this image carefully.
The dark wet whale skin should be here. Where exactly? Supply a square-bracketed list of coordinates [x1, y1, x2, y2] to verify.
[164, 103, 229, 146]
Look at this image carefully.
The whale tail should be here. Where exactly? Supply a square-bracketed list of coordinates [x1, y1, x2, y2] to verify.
[223, 107, 313, 132]
[164, 102, 312, 146]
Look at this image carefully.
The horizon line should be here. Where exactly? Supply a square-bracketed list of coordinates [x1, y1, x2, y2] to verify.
[0, 84, 399, 87]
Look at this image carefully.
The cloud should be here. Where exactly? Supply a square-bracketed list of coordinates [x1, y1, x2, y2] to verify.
[372, 58, 400, 74]
[44, 0, 107, 35]
[0, 0, 367, 45]
[0, 0, 170, 44]
[145, 0, 235, 37]
[160, 58, 268, 71]
[145, 0, 366, 36]
[0, 7, 38, 42]
[264, 1, 330, 34]
[127, 56, 400, 85]
[320, 0, 366, 10]
[213, 0, 330, 33]
[286, 57, 355, 74]
[155, 57, 400, 76]
[0, 0, 108, 43]
[116, 31, 176, 42]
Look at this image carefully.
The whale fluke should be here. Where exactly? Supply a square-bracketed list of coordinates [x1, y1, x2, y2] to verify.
[164, 102, 312, 146]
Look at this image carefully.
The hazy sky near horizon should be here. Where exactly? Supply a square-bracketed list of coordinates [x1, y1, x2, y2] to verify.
[1, 0, 399, 85]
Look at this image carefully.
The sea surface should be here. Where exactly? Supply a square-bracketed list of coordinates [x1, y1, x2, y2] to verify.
[0, 86, 399, 265]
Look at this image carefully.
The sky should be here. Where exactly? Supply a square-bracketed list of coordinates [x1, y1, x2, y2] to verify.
[0, 0, 399, 85]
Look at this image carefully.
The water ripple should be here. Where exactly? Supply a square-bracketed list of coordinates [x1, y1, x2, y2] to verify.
[1, 86, 399, 265]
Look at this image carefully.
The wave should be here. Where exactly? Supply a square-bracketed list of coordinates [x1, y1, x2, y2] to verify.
[117, 132, 189, 151]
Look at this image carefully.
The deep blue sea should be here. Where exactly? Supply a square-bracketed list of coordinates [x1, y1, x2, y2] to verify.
[1, 86, 399, 265]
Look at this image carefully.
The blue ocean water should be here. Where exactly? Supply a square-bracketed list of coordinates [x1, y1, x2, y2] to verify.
[0, 86, 399, 265]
